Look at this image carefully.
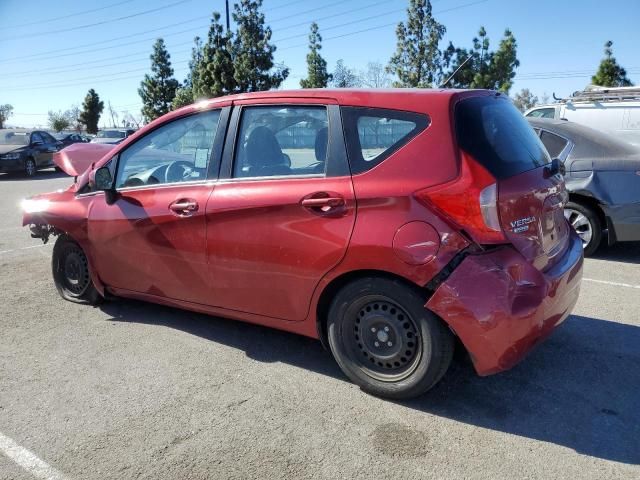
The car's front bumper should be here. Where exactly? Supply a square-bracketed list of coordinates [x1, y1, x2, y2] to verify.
[426, 230, 584, 375]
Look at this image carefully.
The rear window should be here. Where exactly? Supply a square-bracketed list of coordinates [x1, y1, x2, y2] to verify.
[539, 131, 569, 158]
[456, 95, 551, 179]
[342, 107, 430, 174]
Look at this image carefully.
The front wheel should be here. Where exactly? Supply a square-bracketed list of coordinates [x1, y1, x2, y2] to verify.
[52, 235, 102, 305]
[24, 158, 37, 177]
[564, 201, 602, 256]
[327, 277, 454, 400]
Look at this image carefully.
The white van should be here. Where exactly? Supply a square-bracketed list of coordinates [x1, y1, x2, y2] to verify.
[524, 86, 640, 146]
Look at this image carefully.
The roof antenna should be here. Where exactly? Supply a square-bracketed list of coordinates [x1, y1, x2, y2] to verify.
[439, 56, 472, 88]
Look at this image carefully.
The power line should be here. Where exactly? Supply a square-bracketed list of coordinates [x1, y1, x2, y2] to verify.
[274, 7, 403, 43]
[269, 0, 348, 24]
[278, 0, 489, 51]
[2, 0, 136, 29]
[6, 25, 208, 75]
[2, 0, 489, 92]
[275, 0, 388, 33]
[0, 0, 193, 41]
[0, 16, 206, 64]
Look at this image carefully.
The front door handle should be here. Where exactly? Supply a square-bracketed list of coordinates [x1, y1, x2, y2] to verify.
[169, 199, 199, 215]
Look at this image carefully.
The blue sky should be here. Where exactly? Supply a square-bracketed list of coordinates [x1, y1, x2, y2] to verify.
[1, 0, 638, 128]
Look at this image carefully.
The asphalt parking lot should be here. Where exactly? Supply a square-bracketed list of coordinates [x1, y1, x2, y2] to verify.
[1, 170, 639, 480]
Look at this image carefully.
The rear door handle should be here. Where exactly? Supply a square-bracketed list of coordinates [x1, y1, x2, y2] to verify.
[301, 197, 345, 208]
[169, 199, 199, 215]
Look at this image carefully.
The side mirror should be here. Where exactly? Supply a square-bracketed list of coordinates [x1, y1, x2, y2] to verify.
[95, 167, 118, 205]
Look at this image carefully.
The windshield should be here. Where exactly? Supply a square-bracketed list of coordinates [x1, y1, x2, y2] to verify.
[96, 130, 126, 138]
[0, 130, 30, 145]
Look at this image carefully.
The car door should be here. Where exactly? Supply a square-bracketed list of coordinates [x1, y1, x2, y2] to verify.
[205, 100, 356, 321]
[40, 131, 60, 165]
[30, 132, 49, 166]
[87, 107, 229, 304]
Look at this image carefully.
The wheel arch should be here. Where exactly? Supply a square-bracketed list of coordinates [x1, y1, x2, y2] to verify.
[568, 192, 610, 241]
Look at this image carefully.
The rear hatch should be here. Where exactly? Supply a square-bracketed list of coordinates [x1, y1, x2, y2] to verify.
[455, 93, 570, 271]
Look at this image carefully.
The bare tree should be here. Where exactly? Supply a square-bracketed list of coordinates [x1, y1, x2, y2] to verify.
[361, 61, 391, 88]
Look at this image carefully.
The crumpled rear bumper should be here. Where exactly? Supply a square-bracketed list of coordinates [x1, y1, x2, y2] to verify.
[426, 230, 583, 376]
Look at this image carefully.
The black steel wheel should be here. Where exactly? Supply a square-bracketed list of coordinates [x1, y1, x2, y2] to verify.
[345, 298, 422, 382]
[52, 235, 102, 305]
[327, 277, 454, 400]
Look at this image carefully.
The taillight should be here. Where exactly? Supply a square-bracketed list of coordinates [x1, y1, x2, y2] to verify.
[415, 151, 506, 244]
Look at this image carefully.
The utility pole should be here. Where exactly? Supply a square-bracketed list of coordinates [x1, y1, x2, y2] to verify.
[225, 0, 230, 31]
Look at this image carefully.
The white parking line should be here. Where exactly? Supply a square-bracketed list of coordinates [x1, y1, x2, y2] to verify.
[0, 244, 51, 255]
[583, 278, 640, 290]
[0, 432, 68, 480]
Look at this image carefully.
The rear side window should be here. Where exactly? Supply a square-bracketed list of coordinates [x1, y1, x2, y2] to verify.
[456, 95, 550, 179]
[539, 130, 569, 158]
[342, 107, 430, 174]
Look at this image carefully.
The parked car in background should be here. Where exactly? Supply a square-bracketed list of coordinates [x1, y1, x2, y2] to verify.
[22, 89, 583, 399]
[525, 86, 640, 146]
[54, 132, 90, 148]
[90, 129, 136, 144]
[529, 117, 640, 255]
[0, 129, 62, 176]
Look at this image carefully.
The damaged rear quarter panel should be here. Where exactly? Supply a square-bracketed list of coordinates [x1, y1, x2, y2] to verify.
[426, 237, 583, 376]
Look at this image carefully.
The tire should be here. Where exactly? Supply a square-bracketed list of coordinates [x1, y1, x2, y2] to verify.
[327, 277, 454, 400]
[24, 157, 37, 177]
[564, 201, 602, 256]
[52, 235, 103, 305]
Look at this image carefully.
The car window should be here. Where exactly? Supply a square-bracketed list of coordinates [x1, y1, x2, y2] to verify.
[115, 110, 220, 189]
[31, 132, 44, 144]
[539, 130, 569, 158]
[41, 132, 56, 143]
[232, 106, 328, 179]
[526, 108, 555, 119]
[341, 107, 430, 174]
[456, 95, 550, 179]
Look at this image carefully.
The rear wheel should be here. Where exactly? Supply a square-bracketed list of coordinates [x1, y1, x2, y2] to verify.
[24, 158, 37, 177]
[52, 235, 102, 305]
[564, 201, 602, 256]
[327, 277, 454, 400]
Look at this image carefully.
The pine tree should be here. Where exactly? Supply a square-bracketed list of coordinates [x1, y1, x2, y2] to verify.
[592, 41, 634, 87]
[387, 0, 446, 88]
[79, 89, 104, 134]
[194, 12, 237, 98]
[490, 29, 519, 93]
[300, 23, 331, 88]
[138, 38, 180, 122]
[232, 0, 288, 92]
[442, 28, 519, 93]
[171, 88, 195, 110]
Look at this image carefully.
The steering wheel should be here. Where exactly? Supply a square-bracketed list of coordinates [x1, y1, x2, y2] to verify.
[164, 160, 194, 183]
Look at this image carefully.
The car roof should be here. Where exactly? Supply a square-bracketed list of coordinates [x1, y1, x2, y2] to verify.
[181, 88, 485, 111]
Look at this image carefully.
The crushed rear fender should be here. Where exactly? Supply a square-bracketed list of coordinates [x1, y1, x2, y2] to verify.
[426, 231, 583, 375]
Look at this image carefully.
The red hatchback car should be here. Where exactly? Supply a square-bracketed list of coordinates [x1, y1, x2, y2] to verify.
[23, 89, 583, 399]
